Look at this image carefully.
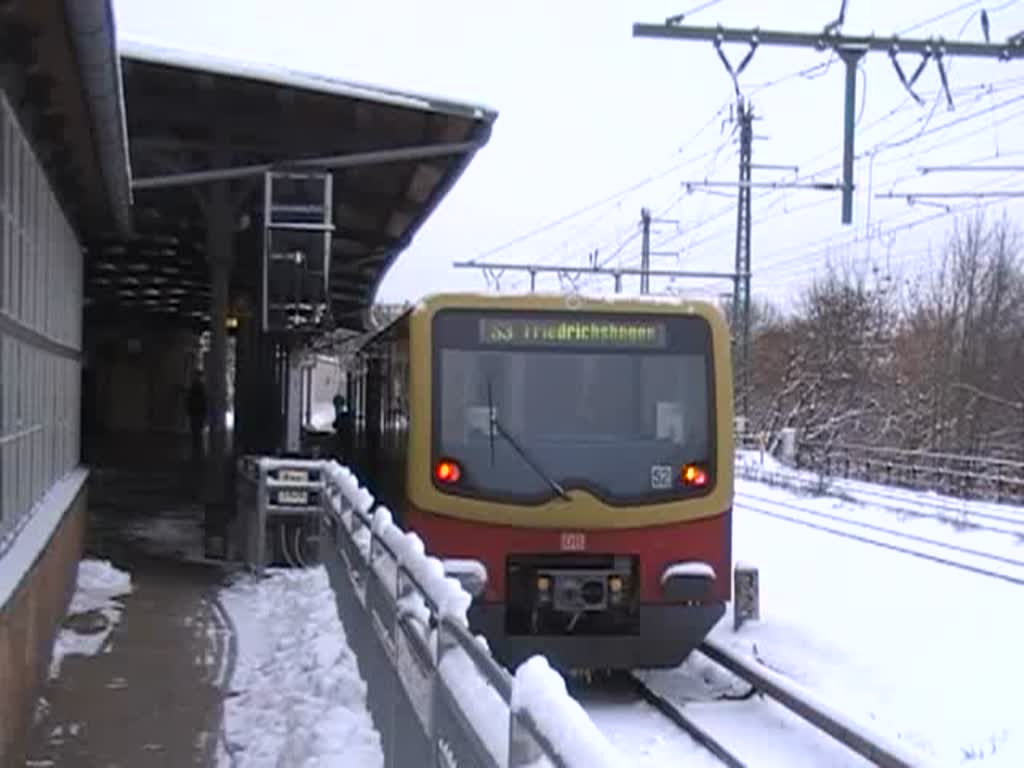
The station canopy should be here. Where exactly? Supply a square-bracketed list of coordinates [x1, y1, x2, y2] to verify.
[85, 40, 497, 332]
[1, 0, 132, 237]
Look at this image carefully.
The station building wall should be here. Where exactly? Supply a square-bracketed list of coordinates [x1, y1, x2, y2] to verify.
[0, 88, 90, 765]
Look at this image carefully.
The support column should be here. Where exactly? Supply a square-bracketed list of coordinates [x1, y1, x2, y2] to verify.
[839, 47, 867, 225]
[286, 348, 303, 453]
[304, 365, 313, 426]
[203, 181, 236, 550]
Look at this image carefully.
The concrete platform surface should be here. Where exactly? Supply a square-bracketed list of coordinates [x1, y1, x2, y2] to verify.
[23, 467, 239, 768]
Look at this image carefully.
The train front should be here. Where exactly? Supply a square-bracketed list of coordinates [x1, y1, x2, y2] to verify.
[405, 294, 734, 671]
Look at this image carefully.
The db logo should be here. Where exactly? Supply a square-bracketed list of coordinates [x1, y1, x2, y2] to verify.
[560, 532, 586, 551]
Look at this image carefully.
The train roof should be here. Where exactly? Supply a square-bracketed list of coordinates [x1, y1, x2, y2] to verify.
[348, 292, 728, 355]
[410, 291, 726, 317]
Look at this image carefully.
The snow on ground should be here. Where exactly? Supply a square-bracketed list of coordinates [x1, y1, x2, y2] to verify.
[49, 558, 133, 678]
[736, 479, 1024, 583]
[642, 474, 1024, 767]
[217, 565, 383, 768]
[736, 450, 1024, 576]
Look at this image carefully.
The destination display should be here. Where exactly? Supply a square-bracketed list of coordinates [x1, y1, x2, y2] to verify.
[478, 316, 668, 348]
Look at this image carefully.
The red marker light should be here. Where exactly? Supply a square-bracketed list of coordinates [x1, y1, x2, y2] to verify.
[435, 459, 461, 484]
[681, 464, 709, 487]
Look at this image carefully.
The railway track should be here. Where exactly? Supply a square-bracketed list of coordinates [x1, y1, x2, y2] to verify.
[817, 478, 1024, 533]
[737, 490, 1024, 586]
[737, 463, 1024, 538]
[628, 675, 747, 768]
[605, 640, 927, 767]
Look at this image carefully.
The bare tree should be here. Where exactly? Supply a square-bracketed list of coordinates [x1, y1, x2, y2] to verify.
[748, 209, 1024, 476]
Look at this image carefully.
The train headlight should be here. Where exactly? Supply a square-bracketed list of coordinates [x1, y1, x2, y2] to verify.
[434, 459, 462, 484]
[681, 464, 709, 487]
[536, 575, 551, 592]
[608, 575, 623, 594]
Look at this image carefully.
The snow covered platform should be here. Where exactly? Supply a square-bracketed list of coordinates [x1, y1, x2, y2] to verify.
[26, 545, 383, 767]
[24, 548, 231, 766]
[22, 460, 383, 767]
[218, 566, 383, 766]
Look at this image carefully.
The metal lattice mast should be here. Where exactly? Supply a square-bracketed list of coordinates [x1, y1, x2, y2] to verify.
[733, 99, 754, 422]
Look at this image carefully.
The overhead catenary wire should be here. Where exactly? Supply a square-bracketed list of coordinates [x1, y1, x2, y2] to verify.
[752, 174, 1024, 286]
[647, 8, 1024, 240]
[490, 72, 1024, 283]
[469, 2, 1024, 299]
[613, 150, 1024, 296]
[501, 129, 740, 293]
[895, 0, 987, 35]
[703, 168, 1022, 277]
[645, 84, 1024, 258]
[467, 101, 734, 266]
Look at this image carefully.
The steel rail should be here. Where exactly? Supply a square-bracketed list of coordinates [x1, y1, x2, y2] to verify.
[698, 641, 927, 768]
[628, 676, 746, 768]
[739, 498, 1024, 586]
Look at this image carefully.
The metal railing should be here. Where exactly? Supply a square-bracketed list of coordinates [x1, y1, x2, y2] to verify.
[795, 441, 1024, 505]
[318, 460, 624, 768]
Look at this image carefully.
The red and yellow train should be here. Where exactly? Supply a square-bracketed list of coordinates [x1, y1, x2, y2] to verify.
[342, 293, 733, 670]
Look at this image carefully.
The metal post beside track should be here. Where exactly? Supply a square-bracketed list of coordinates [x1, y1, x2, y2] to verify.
[733, 562, 760, 631]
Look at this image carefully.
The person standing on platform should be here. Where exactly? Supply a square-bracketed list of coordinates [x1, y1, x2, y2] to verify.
[332, 394, 353, 460]
[187, 373, 208, 465]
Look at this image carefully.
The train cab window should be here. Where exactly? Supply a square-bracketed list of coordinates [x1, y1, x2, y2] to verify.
[432, 309, 715, 504]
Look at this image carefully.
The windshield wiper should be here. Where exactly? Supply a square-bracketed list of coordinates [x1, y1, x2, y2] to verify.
[487, 377, 496, 466]
[485, 376, 571, 501]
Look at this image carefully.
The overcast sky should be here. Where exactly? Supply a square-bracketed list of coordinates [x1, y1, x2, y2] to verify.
[112, 0, 1024, 311]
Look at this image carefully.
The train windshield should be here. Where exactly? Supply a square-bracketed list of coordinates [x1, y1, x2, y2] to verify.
[432, 309, 715, 504]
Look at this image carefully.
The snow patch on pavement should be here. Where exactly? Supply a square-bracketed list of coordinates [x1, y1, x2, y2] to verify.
[217, 566, 383, 768]
[50, 558, 133, 679]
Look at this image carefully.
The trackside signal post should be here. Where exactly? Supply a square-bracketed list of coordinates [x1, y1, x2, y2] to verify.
[632, 15, 1024, 225]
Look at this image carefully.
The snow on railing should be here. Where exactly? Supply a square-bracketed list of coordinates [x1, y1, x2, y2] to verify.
[320, 460, 627, 768]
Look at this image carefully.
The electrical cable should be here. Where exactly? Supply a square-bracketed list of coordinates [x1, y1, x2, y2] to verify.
[896, 0, 987, 34]
[476, 4, 1024, 297]
[751, 171, 1024, 283]
[294, 526, 307, 569]
[467, 102, 733, 265]
[645, 84, 1024, 257]
[280, 524, 296, 568]
[499, 115, 738, 292]
[611, 142, 1024, 295]
[500, 74, 1024, 284]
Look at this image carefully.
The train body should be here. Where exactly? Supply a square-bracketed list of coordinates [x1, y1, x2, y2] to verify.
[342, 292, 733, 671]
